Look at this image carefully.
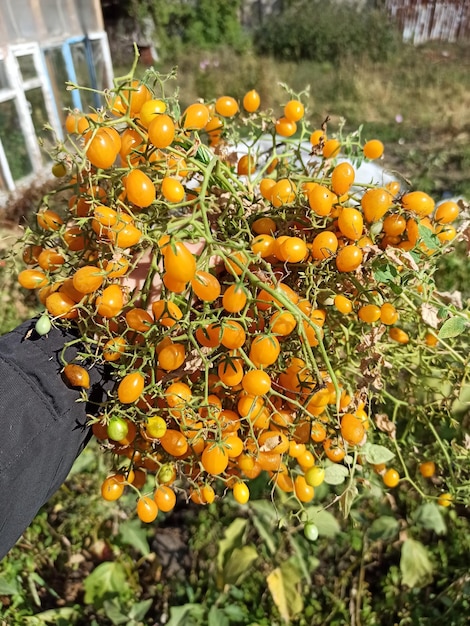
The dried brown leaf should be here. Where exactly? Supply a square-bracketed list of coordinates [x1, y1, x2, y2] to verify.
[384, 247, 419, 271]
[455, 212, 470, 254]
[358, 357, 384, 390]
[435, 290, 463, 309]
[420, 303, 440, 329]
[375, 413, 397, 439]
[357, 326, 386, 352]
[161, 347, 210, 384]
[213, 143, 238, 166]
[463, 432, 470, 450]
[260, 435, 283, 452]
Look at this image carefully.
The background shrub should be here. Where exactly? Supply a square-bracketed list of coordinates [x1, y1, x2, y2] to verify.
[254, 0, 401, 63]
[128, 0, 249, 60]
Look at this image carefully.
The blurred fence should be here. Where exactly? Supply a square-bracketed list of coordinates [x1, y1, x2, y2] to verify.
[384, 0, 470, 44]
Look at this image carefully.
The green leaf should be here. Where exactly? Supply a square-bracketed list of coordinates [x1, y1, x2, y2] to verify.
[374, 264, 397, 283]
[267, 558, 304, 624]
[118, 519, 150, 556]
[368, 515, 400, 541]
[323, 464, 349, 485]
[22, 607, 80, 623]
[413, 502, 447, 536]
[304, 507, 341, 538]
[452, 382, 470, 415]
[102, 598, 128, 625]
[363, 443, 395, 465]
[216, 518, 247, 575]
[223, 604, 247, 621]
[222, 545, 258, 586]
[208, 605, 229, 626]
[400, 538, 433, 588]
[339, 484, 358, 518]
[68, 446, 97, 475]
[128, 598, 153, 621]
[288, 535, 319, 580]
[418, 223, 439, 249]
[249, 499, 279, 523]
[83, 562, 127, 608]
[438, 316, 467, 339]
[0, 575, 19, 595]
[27, 572, 41, 607]
[252, 511, 277, 555]
[166, 603, 205, 626]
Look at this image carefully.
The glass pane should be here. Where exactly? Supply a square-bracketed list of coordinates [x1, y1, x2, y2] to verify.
[41, 0, 68, 38]
[91, 39, 108, 94]
[25, 87, 53, 157]
[6, 0, 36, 41]
[76, 0, 102, 33]
[17, 54, 37, 81]
[70, 42, 95, 110]
[1, 4, 16, 44]
[0, 60, 11, 90]
[0, 99, 33, 180]
[43, 47, 74, 126]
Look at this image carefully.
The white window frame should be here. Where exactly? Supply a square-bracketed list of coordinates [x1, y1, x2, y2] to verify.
[0, 31, 113, 199]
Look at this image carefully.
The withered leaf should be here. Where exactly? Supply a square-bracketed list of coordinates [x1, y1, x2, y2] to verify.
[260, 435, 283, 452]
[357, 326, 386, 352]
[420, 303, 440, 329]
[375, 413, 397, 439]
[435, 290, 463, 309]
[384, 247, 419, 271]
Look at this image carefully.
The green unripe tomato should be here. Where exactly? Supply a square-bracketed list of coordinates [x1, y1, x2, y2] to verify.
[52, 161, 67, 177]
[304, 522, 319, 542]
[35, 314, 52, 336]
[157, 463, 176, 485]
[107, 416, 129, 442]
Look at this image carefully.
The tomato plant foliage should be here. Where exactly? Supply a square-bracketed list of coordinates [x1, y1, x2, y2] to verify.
[13, 54, 470, 533]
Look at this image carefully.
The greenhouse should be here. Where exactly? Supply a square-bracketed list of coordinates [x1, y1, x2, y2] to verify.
[0, 0, 113, 198]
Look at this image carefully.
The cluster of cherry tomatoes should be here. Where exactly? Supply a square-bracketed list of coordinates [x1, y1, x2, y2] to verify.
[16, 68, 463, 525]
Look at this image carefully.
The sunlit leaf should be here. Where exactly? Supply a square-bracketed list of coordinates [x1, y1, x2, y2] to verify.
[129, 598, 153, 621]
[324, 464, 349, 485]
[368, 515, 400, 541]
[118, 519, 150, 556]
[267, 558, 303, 624]
[0, 575, 19, 595]
[252, 511, 277, 555]
[216, 517, 247, 574]
[166, 603, 205, 626]
[208, 605, 230, 626]
[83, 562, 127, 607]
[339, 484, 358, 518]
[222, 545, 258, 586]
[373, 264, 397, 283]
[438, 316, 467, 339]
[413, 502, 447, 536]
[304, 507, 341, 537]
[21, 607, 80, 623]
[418, 223, 439, 249]
[400, 538, 433, 588]
[102, 598, 128, 624]
[363, 443, 395, 465]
